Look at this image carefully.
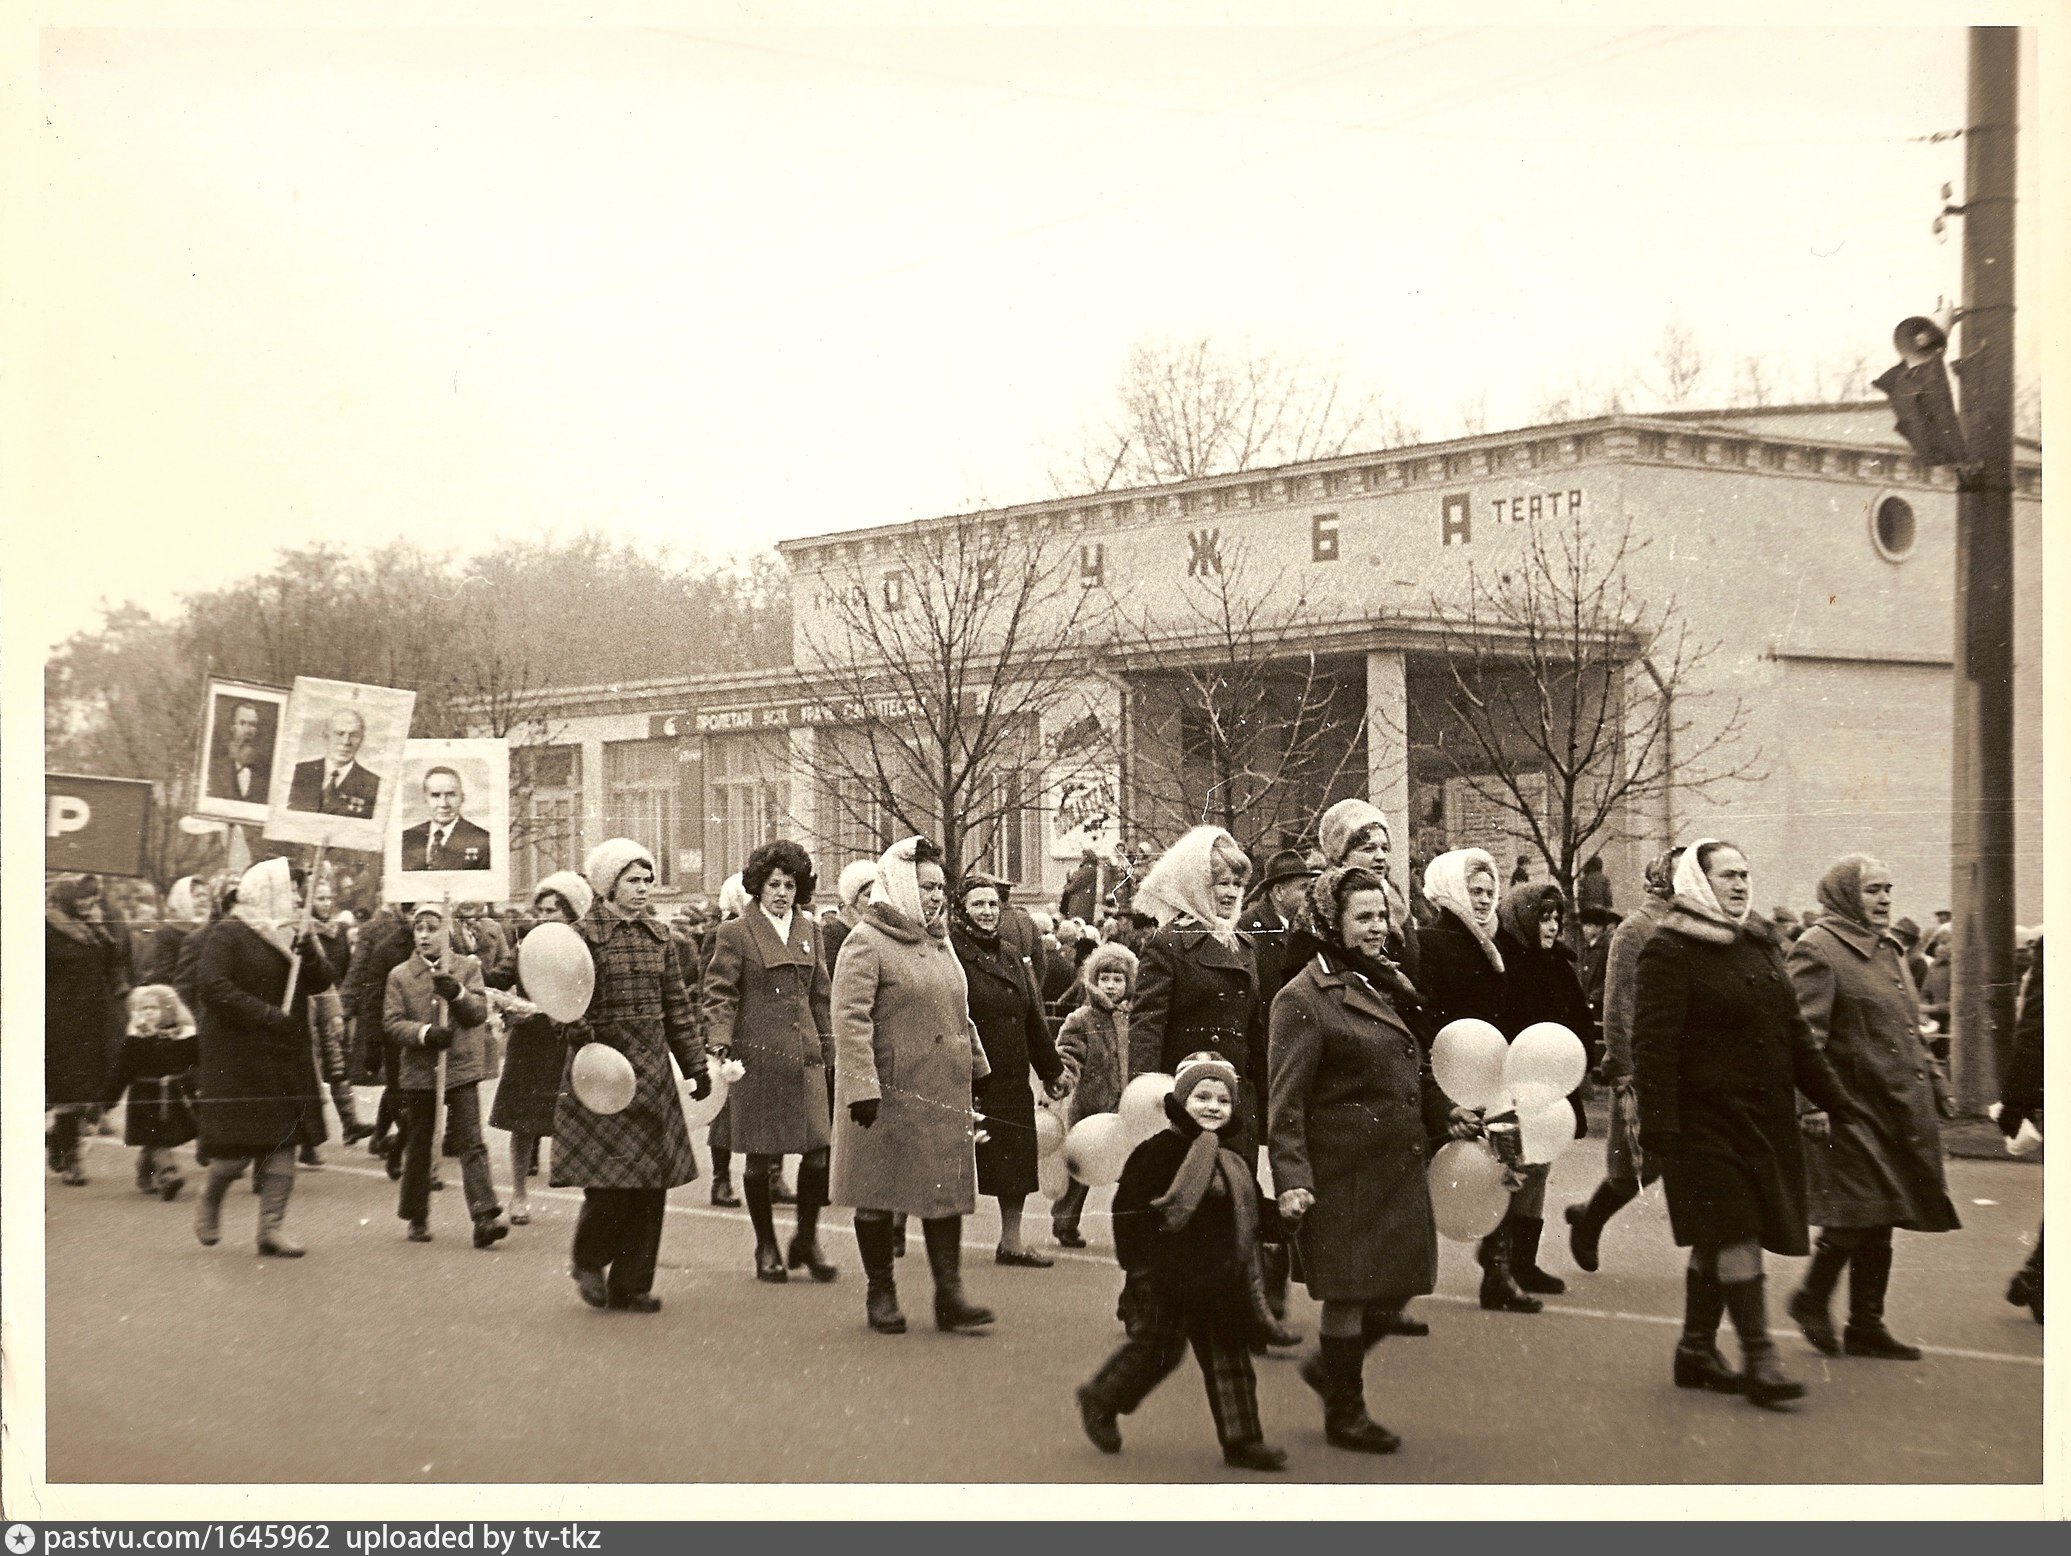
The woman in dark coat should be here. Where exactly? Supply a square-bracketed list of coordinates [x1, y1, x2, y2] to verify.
[701, 838, 839, 1284]
[1269, 866, 1467, 1455]
[1492, 880, 1596, 1296]
[191, 859, 335, 1257]
[489, 871, 595, 1227]
[1783, 856, 1959, 1361]
[952, 873, 1069, 1267]
[46, 874, 127, 1186]
[1633, 839, 1859, 1409]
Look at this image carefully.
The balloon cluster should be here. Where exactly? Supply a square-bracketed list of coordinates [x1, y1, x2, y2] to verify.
[1055, 1071, 1174, 1192]
[1425, 1018, 1587, 1242]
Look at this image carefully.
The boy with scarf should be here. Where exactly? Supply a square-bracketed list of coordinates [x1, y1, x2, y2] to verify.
[1075, 1054, 1287, 1472]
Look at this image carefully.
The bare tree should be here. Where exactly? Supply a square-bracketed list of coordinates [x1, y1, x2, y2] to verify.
[1380, 508, 1764, 914]
[1454, 390, 1489, 438]
[1114, 542, 1366, 859]
[1732, 355, 1776, 408]
[1647, 320, 1709, 407]
[789, 513, 1113, 882]
[1801, 351, 1873, 404]
[1056, 336, 1418, 494]
[1531, 370, 1634, 424]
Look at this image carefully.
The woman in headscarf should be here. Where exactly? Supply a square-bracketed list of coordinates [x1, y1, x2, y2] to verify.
[1565, 848, 1682, 1273]
[1632, 840, 1860, 1409]
[46, 874, 128, 1185]
[1783, 856, 1959, 1361]
[551, 839, 711, 1314]
[144, 876, 208, 985]
[951, 872, 1069, 1267]
[488, 870, 594, 1227]
[700, 838, 839, 1284]
[1316, 798, 1421, 983]
[191, 858, 336, 1255]
[829, 836, 995, 1335]
[1269, 866, 1470, 1455]
[1419, 848, 1540, 1311]
[1491, 879, 1596, 1298]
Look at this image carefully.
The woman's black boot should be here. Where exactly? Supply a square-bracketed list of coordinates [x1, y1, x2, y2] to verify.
[1478, 1229, 1543, 1313]
[1510, 1216, 1566, 1294]
[1312, 1335, 1400, 1454]
[1843, 1240, 1921, 1359]
[1565, 1180, 1636, 1274]
[744, 1166, 786, 1283]
[786, 1156, 838, 1282]
[1723, 1276, 1803, 1409]
[1786, 1236, 1850, 1356]
[1672, 1267, 1741, 1393]
[855, 1213, 905, 1333]
[922, 1217, 994, 1332]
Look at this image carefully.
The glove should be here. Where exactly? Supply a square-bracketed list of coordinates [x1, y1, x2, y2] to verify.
[849, 1098, 880, 1130]
[1998, 1104, 2030, 1139]
[1640, 1129, 1679, 1163]
[688, 1066, 712, 1102]
[422, 1025, 455, 1052]
[430, 973, 464, 1003]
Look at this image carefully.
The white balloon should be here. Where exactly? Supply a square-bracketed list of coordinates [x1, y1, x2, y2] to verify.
[1037, 1147, 1070, 1200]
[519, 922, 595, 1024]
[1034, 1108, 1067, 1160]
[1428, 1140, 1511, 1242]
[570, 1042, 636, 1116]
[1431, 1019, 1509, 1111]
[1065, 1113, 1132, 1187]
[1517, 1097, 1575, 1165]
[1504, 1021, 1586, 1107]
[1117, 1073, 1175, 1143]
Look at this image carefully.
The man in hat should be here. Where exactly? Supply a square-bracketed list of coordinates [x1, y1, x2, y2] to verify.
[1241, 849, 1320, 1011]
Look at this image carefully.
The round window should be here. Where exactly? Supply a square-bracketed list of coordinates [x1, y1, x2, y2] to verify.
[1869, 493, 1917, 562]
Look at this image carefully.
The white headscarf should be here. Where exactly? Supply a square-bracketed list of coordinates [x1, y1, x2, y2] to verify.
[165, 876, 205, 925]
[1422, 848, 1504, 972]
[231, 858, 301, 958]
[869, 836, 940, 936]
[1674, 838, 1750, 928]
[1135, 825, 1244, 948]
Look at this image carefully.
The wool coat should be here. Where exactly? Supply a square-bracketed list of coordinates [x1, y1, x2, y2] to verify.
[103, 1032, 198, 1147]
[1058, 950, 1133, 1125]
[1127, 920, 1267, 1159]
[828, 902, 991, 1219]
[384, 950, 496, 1093]
[1267, 954, 1446, 1303]
[1787, 917, 1959, 1233]
[954, 927, 1064, 1198]
[46, 914, 127, 1107]
[1632, 910, 1854, 1254]
[193, 919, 333, 1158]
[549, 904, 704, 1191]
[1415, 911, 1508, 1037]
[700, 907, 835, 1156]
[1111, 1110, 1262, 1321]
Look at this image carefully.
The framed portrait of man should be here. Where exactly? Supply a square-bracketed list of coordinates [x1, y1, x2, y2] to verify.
[263, 677, 416, 852]
[192, 678, 288, 825]
[383, 740, 510, 905]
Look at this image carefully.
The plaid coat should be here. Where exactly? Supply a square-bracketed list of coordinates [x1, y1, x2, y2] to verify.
[549, 904, 705, 1190]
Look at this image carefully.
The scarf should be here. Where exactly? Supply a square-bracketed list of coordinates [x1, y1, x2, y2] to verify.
[1641, 848, 1680, 901]
[1673, 839, 1749, 929]
[869, 836, 943, 939]
[1422, 848, 1504, 973]
[1147, 1097, 1258, 1248]
[1135, 826, 1242, 948]
[1815, 854, 1881, 933]
[1497, 881, 1564, 951]
[230, 858, 301, 958]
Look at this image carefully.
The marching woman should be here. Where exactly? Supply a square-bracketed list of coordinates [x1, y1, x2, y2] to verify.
[1419, 848, 1540, 1312]
[1269, 866, 1468, 1455]
[1783, 856, 1959, 1360]
[191, 859, 335, 1256]
[487, 871, 595, 1227]
[951, 873, 1070, 1267]
[551, 840, 711, 1313]
[1491, 879, 1596, 1296]
[829, 836, 995, 1335]
[1633, 840, 1859, 1409]
[700, 839, 839, 1285]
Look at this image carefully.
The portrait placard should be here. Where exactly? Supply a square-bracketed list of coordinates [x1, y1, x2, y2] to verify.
[382, 739, 511, 903]
[192, 678, 289, 825]
[262, 677, 416, 852]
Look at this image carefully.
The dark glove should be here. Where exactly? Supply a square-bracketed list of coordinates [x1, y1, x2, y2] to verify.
[688, 1066, 712, 1102]
[1640, 1129, 1679, 1163]
[430, 973, 464, 1003]
[422, 1025, 455, 1052]
[1998, 1104, 2030, 1139]
[849, 1098, 880, 1130]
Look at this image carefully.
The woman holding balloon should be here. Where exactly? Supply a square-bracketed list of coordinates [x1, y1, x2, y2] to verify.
[1632, 839, 1860, 1408]
[1268, 865, 1467, 1454]
[489, 871, 594, 1227]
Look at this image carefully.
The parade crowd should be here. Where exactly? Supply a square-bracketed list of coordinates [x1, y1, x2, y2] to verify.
[45, 800, 2047, 1475]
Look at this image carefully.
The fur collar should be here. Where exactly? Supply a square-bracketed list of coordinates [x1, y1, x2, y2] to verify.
[1661, 906, 1777, 948]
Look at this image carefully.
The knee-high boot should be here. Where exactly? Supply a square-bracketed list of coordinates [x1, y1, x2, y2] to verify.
[1564, 1179, 1637, 1273]
[256, 1154, 305, 1258]
[1672, 1266, 1740, 1392]
[1843, 1238, 1920, 1359]
[786, 1155, 837, 1282]
[1510, 1215, 1566, 1294]
[1312, 1334, 1400, 1454]
[744, 1164, 786, 1283]
[709, 1147, 738, 1207]
[855, 1213, 905, 1333]
[1478, 1227, 1542, 1313]
[922, 1216, 994, 1332]
[1722, 1276, 1801, 1409]
[195, 1158, 243, 1246]
[1787, 1235, 1851, 1355]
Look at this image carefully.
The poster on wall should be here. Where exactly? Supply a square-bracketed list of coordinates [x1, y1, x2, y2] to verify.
[262, 677, 416, 852]
[382, 739, 511, 904]
[1443, 771, 1547, 870]
[192, 678, 289, 825]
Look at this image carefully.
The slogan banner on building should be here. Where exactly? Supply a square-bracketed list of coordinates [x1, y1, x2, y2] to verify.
[46, 772, 154, 878]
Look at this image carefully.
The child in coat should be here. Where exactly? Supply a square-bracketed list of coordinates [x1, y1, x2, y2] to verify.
[1052, 941, 1136, 1248]
[1074, 1054, 1287, 1473]
[104, 985, 199, 1200]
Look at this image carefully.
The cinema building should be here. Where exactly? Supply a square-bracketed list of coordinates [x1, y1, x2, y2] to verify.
[502, 402, 2043, 927]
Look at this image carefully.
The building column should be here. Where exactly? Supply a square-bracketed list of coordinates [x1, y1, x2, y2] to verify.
[787, 726, 818, 850]
[581, 737, 607, 861]
[1364, 649, 1409, 898]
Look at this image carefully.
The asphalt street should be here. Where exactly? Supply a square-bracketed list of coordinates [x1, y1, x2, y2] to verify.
[43, 1092, 2043, 1486]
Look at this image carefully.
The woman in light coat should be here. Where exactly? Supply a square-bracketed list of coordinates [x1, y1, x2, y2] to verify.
[829, 836, 994, 1336]
[1784, 855, 1958, 1361]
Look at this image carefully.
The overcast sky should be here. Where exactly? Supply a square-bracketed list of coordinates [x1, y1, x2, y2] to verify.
[16, 7, 2053, 652]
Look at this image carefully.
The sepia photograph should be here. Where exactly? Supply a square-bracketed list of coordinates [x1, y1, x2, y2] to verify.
[6, 0, 2060, 1529]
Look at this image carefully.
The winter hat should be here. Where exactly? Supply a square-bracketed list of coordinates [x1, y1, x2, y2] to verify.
[836, 859, 878, 912]
[1078, 939, 1139, 999]
[410, 902, 448, 924]
[1422, 848, 1504, 972]
[1171, 1052, 1240, 1106]
[1641, 847, 1682, 900]
[718, 872, 750, 920]
[1497, 881, 1565, 947]
[584, 838, 656, 904]
[1258, 848, 1319, 891]
[1318, 799, 1390, 867]
[531, 869, 596, 922]
[165, 876, 204, 924]
[1301, 864, 1390, 948]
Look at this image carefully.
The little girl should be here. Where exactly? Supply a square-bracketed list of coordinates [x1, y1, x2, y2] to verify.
[1052, 942, 1136, 1248]
[104, 984, 199, 1200]
[1075, 1054, 1287, 1472]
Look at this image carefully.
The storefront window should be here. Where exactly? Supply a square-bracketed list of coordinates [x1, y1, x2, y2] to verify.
[514, 744, 583, 893]
[606, 738, 691, 889]
[706, 734, 790, 886]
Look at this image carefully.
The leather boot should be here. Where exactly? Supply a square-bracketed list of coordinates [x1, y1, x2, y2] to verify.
[1843, 1239, 1921, 1359]
[786, 1159, 838, 1282]
[1511, 1216, 1566, 1294]
[744, 1168, 787, 1283]
[1722, 1276, 1802, 1408]
[709, 1148, 739, 1208]
[1672, 1266, 1740, 1393]
[1261, 1242, 1290, 1318]
[1565, 1180, 1636, 1274]
[1787, 1236, 1851, 1356]
[1478, 1229, 1543, 1313]
[195, 1159, 242, 1246]
[923, 1216, 994, 1332]
[1311, 1335, 1400, 1454]
[855, 1214, 905, 1333]
[255, 1157, 305, 1258]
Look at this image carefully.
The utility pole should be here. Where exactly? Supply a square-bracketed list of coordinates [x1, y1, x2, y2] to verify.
[1949, 26, 2019, 1112]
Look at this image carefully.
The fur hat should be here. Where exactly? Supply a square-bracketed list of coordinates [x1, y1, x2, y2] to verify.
[1171, 1052, 1240, 1105]
[1078, 939, 1139, 996]
[531, 869, 596, 922]
[1318, 798, 1389, 867]
[584, 838, 655, 903]
[836, 859, 878, 911]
